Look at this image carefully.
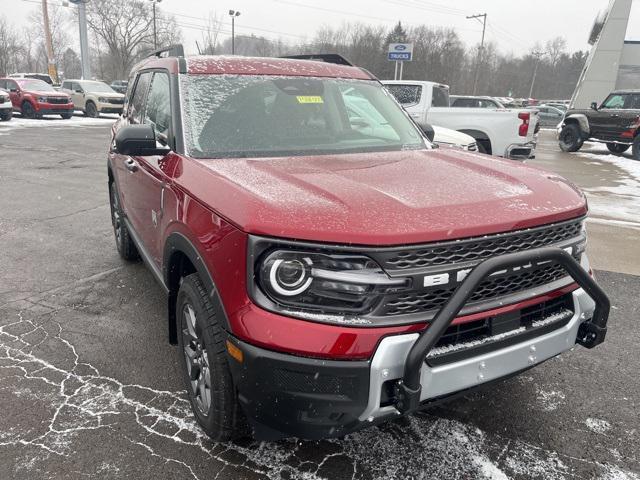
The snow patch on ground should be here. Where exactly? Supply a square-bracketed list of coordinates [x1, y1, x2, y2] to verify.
[0, 114, 117, 134]
[572, 149, 640, 225]
[600, 464, 640, 480]
[536, 389, 566, 411]
[585, 418, 612, 434]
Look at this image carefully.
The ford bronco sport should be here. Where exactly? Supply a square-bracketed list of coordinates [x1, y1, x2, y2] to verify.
[559, 89, 640, 159]
[108, 46, 610, 441]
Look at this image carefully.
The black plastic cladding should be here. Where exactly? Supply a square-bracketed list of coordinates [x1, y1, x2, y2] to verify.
[248, 217, 586, 327]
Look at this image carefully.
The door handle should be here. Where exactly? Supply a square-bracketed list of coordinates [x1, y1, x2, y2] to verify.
[124, 158, 138, 172]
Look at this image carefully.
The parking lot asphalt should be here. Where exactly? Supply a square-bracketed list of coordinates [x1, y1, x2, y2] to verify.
[0, 120, 638, 480]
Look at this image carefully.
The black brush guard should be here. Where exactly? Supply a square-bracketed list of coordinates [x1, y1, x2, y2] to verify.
[394, 247, 610, 414]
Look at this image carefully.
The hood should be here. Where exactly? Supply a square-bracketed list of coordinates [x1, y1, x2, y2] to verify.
[91, 92, 124, 98]
[29, 90, 69, 97]
[432, 126, 475, 146]
[178, 148, 587, 246]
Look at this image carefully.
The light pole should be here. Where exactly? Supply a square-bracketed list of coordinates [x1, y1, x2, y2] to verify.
[67, 0, 91, 79]
[150, 0, 162, 50]
[228, 9, 241, 55]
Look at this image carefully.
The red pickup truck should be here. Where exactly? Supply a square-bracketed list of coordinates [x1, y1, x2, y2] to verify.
[0, 78, 74, 119]
[107, 46, 609, 441]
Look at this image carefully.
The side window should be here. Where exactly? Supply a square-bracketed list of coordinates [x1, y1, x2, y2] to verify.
[72, 82, 81, 92]
[386, 84, 422, 106]
[601, 94, 626, 109]
[128, 72, 152, 122]
[143, 72, 172, 138]
[61, 81, 70, 90]
[431, 86, 450, 107]
[625, 94, 640, 109]
[0, 80, 5, 89]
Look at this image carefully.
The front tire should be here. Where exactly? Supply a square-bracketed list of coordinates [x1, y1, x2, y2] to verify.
[177, 273, 246, 442]
[61, 113, 73, 120]
[86, 101, 99, 118]
[109, 181, 139, 261]
[606, 143, 630, 154]
[632, 136, 640, 161]
[21, 101, 37, 119]
[0, 110, 11, 121]
[559, 124, 584, 152]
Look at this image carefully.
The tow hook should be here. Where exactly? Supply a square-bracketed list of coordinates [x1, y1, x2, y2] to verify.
[394, 380, 421, 414]
[576, 322, 607, 348]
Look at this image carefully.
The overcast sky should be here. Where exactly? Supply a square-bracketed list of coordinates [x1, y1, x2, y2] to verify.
[9, 0, 640, 56]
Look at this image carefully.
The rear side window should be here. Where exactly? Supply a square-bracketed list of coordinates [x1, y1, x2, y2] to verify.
[452, 98, 474, 108]
[62, 81, 71, 89]
[0, 80, 5, 89]
[6, 80, 18, 91]
[128, 72, 152, 122]
[431, 86, 449, 107]
[143, 72, 172, 138]
[625, 94, 640, 109]
[386, 84, 422, 106]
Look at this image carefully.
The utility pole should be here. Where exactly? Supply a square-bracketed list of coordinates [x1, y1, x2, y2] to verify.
[42, 0, 58, 82]
[68, 0, 91, 79]
[150, 0, 163, 50]
[528, 50, 544, 99]
[466, 13, 487, 95]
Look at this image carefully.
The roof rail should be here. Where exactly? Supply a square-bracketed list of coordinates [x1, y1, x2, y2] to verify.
[280, 53, 353, 66]
[149, 44, 185, 59]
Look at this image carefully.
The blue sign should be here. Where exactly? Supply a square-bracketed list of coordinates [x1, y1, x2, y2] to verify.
[388, 52, 411, 61]
[387, 43, 413, 62]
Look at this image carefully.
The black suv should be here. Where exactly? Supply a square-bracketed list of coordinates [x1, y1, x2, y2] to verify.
[559, 89, 640, 159]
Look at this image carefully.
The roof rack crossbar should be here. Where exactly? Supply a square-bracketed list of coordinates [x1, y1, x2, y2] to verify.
[280, 53, 353, 66]
[149, 44, 185, 59]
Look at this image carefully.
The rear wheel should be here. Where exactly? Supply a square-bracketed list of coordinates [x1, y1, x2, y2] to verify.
[558, 124, 583, 152]
[606, 143, 630, 154]
[177, 273, 247, 441]
[86, 101, 99, 118]
[632, 136, 640, 161]
[109, 181, 139, 261]
[476, 139, 492, 155]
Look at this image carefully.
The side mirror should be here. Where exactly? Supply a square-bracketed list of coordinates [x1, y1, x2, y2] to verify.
[113, 124, 170, 156]
[590, 102, 598, 111]
[420, 123, 435, 142]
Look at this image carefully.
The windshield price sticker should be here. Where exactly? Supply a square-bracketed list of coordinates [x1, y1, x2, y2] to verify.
[296, 95, 324, 104]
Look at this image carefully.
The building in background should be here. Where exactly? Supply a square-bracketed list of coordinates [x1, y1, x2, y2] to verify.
[571, 0, 637, 108]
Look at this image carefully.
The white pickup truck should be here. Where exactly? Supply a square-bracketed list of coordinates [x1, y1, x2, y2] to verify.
[383, 80, 539, 160]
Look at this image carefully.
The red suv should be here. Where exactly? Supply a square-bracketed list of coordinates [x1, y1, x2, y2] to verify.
[0, 78, 74, 119]
[108, 46, 610, 441]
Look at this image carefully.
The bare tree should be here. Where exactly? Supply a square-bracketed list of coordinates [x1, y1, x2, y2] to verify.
[0, 16, 21, 75]
[200, 12, 223, 54]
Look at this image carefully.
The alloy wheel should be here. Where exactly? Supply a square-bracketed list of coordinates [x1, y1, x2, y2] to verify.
[182, 303, 212, 416]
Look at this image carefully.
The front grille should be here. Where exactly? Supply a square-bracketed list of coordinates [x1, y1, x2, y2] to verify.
[427, 293, 575, 364]
[383, 261, 571, 316]
[381, 218, 582, 271]
[107, 98, 124, 104]
[47, 97, 69, 104]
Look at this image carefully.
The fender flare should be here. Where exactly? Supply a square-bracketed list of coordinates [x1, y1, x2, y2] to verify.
[163, 232, 231, 342]
[563, 114, 590, 136]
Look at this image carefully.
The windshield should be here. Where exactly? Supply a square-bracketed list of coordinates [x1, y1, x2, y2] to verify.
[19, 80, 55, 92]
[181, 75, 426, 159]
[80, 81, 116, 93]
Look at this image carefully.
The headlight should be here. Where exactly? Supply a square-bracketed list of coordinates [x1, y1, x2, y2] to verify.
[254, 248, 410, 316]
[98, 97, 107, 103]
[37, 96, 47, 103]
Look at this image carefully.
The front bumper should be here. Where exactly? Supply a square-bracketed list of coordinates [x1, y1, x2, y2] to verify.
[228, 248, 608, 440]
[0, 101, 12, 111]
[35, 102, 74, 115]
[97, 101, 124, 114]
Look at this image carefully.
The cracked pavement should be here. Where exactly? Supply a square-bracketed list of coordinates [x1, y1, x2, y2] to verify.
[0, 121, 638, 479]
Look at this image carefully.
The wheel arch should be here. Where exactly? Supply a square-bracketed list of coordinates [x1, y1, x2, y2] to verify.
[563, 114, 590, 136]
[458, 129, 492, 154]
[163, 232, 230, 344]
